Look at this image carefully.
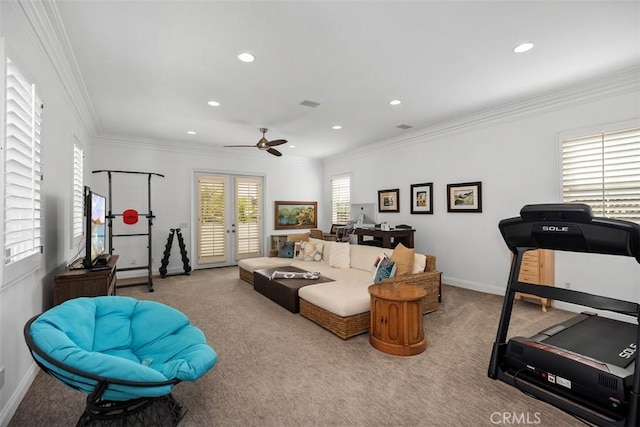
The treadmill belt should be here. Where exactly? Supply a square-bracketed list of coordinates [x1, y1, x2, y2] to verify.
[543, 315, 637, 368]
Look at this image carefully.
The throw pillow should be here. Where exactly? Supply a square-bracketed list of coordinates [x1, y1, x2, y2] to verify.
[390, 243, 415, 276]
[371, 252, 390, 279]
[374, 257, 396, 283]
[287, 232, 310, 242]
[329, 242, 350, 269]
[277, 240, 295, 258]
[412, 254, 427, 274]
[294, 240, 324, 262]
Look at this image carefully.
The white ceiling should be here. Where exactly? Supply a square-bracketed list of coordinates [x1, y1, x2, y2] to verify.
[55, 0, 640, 159]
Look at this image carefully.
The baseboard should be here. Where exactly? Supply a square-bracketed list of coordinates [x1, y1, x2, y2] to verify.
[0, 362, 38, 427]
[442, 276, 506, 296]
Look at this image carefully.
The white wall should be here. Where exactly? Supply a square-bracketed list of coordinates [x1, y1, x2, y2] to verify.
[323, 87, 640, 308]
[88, 139, 323, 275]
[0, 2, 92, 425]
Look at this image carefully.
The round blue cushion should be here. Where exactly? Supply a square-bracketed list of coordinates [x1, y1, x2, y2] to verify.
[30, 296, 217, 401]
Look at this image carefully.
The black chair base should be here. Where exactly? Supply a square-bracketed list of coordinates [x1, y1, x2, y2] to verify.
[77, 393, 185, 427]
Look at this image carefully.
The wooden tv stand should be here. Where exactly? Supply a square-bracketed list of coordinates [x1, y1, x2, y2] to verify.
[53, 255, 119, 306]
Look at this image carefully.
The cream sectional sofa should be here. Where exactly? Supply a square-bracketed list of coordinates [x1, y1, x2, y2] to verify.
[238, 237, 441, 339]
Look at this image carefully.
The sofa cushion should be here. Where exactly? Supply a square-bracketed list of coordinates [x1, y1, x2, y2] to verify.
[350, 244, 392, 272]
[329, 242, 350, 268]
[238, 257, 292, 273]
[298, 273, 373, 317]
[390, 243, 415, 276]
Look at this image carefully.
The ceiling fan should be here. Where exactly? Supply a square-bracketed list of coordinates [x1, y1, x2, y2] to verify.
[224, 128, 287, 157]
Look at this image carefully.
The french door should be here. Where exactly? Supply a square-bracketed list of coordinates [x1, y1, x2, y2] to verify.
[195, 173, 263, 268]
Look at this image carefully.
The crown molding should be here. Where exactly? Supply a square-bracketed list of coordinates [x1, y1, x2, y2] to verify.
[17, 0, 100, 136]
[327, 64, 640, 162]
[92, 134, 319, 165]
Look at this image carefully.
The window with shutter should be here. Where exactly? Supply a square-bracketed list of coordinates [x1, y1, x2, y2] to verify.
[562, 126, 640, 224]
[235, 177, 262, 259]
[331, 174, 351, 224]
[72, 139, 84, 243]
[4, 57, 43, 266]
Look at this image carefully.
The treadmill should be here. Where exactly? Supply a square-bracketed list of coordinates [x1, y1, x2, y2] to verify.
[488, 204, 640, 426]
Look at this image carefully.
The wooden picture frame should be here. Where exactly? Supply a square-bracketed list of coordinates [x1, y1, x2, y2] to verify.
[378, 189, 399, 213]
[447, 182, 482, 213]
[410, 183, 433, 214]
[274, 201, 318, 230]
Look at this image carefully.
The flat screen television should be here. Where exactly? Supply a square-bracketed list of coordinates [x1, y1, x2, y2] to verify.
[83, 189, 107, 268]
[350, 203, 378, 228]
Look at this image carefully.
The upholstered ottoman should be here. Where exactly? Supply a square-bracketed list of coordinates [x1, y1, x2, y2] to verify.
[254, 266, 334, 313]
[238, 257, 292, 284]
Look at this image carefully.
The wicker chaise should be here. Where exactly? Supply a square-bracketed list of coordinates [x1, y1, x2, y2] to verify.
[299, 256, 440, 339]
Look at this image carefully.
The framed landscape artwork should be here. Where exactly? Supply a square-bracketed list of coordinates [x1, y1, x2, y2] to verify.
[447, 182, 482, 213]
[274, 201, 318, 230]
[378, 189, 399, 213]
[410, 183, 433, 214]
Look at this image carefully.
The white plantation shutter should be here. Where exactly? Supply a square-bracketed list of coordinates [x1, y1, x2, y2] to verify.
[562, 127, 640, 223]
[72, 141, 84, 240]
[4, 58, 43, 265]
[331, 174, 351, 224]
[235, 177, 262, 259]
[197, 175, 226, 263]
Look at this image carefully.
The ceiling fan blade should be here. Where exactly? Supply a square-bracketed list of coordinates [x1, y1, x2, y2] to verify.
[223, 145, 256, 148]
[267, 148, 282, 157]
[267, 139, 287, 147]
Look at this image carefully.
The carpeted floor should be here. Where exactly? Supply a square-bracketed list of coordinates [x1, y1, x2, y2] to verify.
[10, 267, 584, 426]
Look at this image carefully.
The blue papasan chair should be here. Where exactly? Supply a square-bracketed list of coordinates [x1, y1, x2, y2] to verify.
[24, 296, 218, 426]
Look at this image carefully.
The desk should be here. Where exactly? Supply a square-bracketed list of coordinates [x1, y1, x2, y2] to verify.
[53, 255, 118, 305]
[354, 228, 415, 248]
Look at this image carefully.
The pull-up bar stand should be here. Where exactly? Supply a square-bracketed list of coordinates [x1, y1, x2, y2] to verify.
[93, 170, 164, 292]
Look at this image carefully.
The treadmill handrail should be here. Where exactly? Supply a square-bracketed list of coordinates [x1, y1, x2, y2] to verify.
[499, 204, 640, 263]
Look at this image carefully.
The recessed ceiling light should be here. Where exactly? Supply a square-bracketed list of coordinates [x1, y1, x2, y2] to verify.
[207, 100, 220, 107]
[389, 99, 402, 106]
[238, 52, 255, 63]
[187, 131, 197, 135]
[513, 42, 534, 53]
[332, 125, 342, 130]
[289, 145, 296, 148]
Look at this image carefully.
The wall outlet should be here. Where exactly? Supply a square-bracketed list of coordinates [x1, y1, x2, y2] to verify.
[130, 259, 136, 265]
[564, 282, 571, 289]
[179, 223, 188, 229]
[0, 366, 5, 388]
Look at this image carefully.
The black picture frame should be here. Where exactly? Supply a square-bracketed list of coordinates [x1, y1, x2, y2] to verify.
[447, 182, 482, 213]
[378, 189, 399, 213]
[410, 183, 433, 214]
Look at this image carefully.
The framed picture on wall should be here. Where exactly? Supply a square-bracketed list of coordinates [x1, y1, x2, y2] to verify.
[410, 183, 433, 214]
[274, 201, 318, 230]
[447, 182, 482, 213]
[378, 189, 399, 213]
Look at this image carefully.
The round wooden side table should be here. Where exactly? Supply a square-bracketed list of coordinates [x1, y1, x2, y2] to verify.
[368, 283, 427, 356]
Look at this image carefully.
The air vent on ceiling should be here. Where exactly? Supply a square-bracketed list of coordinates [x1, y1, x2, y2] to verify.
[300, 100, 321, 108]
[397, 124, 413, 129]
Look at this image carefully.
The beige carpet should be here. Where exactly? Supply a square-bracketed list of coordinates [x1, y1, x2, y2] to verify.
[10, 267, 583, 426]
